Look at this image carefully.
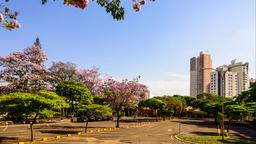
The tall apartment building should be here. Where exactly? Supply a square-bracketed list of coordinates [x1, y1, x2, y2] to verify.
[209, 60, 249, 97]
[228, 59, 249, 95]
[190, 51, 212, 97]
[210, 66, 238, 97]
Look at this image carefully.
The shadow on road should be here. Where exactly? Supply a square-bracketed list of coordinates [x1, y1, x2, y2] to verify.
[40, 130, 81, 134]
[0, 136, 18, 142]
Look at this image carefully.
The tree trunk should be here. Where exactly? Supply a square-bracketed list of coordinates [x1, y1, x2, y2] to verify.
[155, 110, 158, 122]
[116, 112, 120, 128]
[85, 119, 89, 133]
[71, 100, 75, 122]
[30, 122, 33, 142]
[227, 118, 232, 133]
[30, 114, 38, 141]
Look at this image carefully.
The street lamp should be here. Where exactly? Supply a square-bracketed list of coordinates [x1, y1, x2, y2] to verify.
[205, 67, 227, 140]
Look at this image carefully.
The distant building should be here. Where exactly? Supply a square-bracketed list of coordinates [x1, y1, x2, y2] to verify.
[210, 71, 218, 95]
[228, 59, 249, 94]
[190, 51, 212, 97]
[210, 65, 238, 97]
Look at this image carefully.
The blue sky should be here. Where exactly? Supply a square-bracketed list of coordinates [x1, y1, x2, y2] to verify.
[1, 0, 255, 96]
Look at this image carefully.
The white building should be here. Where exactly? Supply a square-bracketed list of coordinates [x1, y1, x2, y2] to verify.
[210, 65, 238, 97]
[228, 59, 249, 95]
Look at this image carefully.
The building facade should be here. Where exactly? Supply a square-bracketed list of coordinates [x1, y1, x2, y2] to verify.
[228, 59, 249, 95]
[190, 51, 212, 97]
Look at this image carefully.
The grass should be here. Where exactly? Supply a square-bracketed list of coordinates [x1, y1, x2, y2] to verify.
[179, 135, 254, 144]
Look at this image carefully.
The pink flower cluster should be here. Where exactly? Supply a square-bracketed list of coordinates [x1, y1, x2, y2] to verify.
[102, 76, 149, 109]
[77, 66, 103, 96]
[0, 45, 50, 92]
[132, 0, 155, 12]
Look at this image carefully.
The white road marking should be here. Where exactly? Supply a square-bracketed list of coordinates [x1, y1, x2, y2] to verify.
[3, 125, 8, 131]
[170, 135, 174, 140]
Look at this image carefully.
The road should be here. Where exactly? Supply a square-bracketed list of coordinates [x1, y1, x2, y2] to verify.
[41, 121, 187, 144]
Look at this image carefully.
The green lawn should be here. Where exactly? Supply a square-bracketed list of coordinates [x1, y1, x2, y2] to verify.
[179, 135, 253, 144]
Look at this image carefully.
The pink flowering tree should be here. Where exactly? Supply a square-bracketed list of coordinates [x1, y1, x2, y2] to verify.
[77, 67, 103, 97]
[0, 39, 50, 93]
[102, 76, 149, 128]
[0, 0, 156, 30]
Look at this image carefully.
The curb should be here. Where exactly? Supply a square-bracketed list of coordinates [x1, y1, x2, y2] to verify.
[17, 122, 151, 144]
[174, 135, 198, 144]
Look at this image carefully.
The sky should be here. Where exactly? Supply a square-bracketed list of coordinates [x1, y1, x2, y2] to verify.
[0, 0, 255, 96]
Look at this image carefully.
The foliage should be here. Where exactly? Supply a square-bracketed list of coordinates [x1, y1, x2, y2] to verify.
[0, 0, 156, 30]
[102, 76, 149, 127]
[56, 80, 93, 104]
[201, 102, 221, 116]
[0, 40, 50, 93]
[49, 61, 77, 86]
[78, 103, 111, 132]
[179, 136, 252, 144]
[155, 96, 185, 116]
[173, 95, 196, 107]
[77, 67, 103, 96]
[225, 105, 248, 120]
[56, 80, 93, 118]
[236, 84, 256, 103]
[139, 98, 166, 110]
[0, 91, 68, 123]
[79, 104, 112, 118]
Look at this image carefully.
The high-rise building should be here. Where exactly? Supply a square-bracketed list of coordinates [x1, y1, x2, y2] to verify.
[228, 59, 249, 95]
[210, 66, 238, 97]
[210, 60, 248, 97]
[210, 71, 218, 95]
[190, 51, 212, 97]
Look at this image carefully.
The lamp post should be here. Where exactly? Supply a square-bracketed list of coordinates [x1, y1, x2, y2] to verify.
[208, 67, 227, 140]
[215, 67, 228, 140]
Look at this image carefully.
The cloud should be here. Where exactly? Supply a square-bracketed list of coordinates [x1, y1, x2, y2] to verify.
[167, 73, 189, 79]
[142, 73, 189, 97]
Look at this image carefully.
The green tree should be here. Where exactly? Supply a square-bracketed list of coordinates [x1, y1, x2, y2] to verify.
[225, 105, 248, 133]
[56, 81, 93, 120]
[155, 96, 185, 117]
[236, 84, 256, 103]
[139, 98, 166, 119]
[78, 104, 112, 132]
[0, 91, 68, 141]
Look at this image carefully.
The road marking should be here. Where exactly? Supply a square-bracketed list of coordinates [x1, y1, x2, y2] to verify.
[3, 125, 8, 131]
[170, 135, 174, 140]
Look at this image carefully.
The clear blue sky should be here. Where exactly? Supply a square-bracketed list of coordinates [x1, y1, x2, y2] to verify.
[1, 0, 255, 96]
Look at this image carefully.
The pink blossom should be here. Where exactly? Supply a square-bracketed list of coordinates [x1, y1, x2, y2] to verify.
[0, 13, 4, 22]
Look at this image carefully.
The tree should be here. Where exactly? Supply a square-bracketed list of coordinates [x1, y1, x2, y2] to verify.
[155, 96, 185, 117]
[0, 40, 50, 93]
[49, 61, 78, 86]
[173, 95, 197, 108]
[0, 91, 68, 141]
[0, 0, 156, 30]
[225, 105, 248, 133]
[78, 104, 112, 132]
[236, 84, 256, 103]
[77, 67, 103, 96]
[139, 98, 166, 119]
[56, 80, 93, 120]
[102, 76, 149, 128]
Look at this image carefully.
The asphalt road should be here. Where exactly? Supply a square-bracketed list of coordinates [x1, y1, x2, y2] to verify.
[41, 121, 187, 144]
